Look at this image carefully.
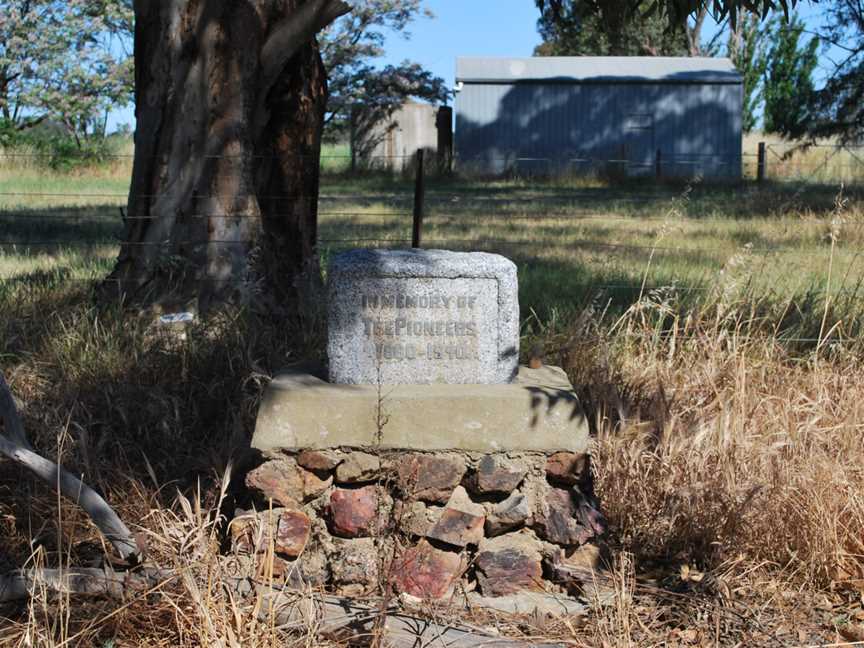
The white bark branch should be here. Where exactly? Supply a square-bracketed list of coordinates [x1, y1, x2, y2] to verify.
[0, 567, 167, 603]
[0, 372, 141, 563]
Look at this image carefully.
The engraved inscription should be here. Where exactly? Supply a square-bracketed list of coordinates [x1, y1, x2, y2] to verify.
[361, 292, 480, 362]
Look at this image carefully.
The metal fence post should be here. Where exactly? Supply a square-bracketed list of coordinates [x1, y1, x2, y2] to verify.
[412, 149, 425, 248]
[757, 141, 766, 183]
[655, 148, 662, 181]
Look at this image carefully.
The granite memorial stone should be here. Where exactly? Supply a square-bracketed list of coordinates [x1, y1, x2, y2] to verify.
[327, 249, 519, 385]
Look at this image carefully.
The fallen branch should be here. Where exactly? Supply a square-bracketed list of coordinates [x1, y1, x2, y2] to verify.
[0, 567, 168, 603]
[0, 372, 141, 563]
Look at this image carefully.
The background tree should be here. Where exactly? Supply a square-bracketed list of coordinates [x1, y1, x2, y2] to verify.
[318, 0, 449, 146]
[0, 1, 132, 147]
[727, 12, 768, 133]
[533, 0, 723, 57]
[795, 0, 863, 142]
[761, 14, 819, 135]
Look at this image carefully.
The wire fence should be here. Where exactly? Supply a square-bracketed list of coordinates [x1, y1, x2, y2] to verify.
[1, 147, 862, 321]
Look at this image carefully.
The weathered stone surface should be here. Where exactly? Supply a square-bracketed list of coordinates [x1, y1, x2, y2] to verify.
[245, 459, 303, 508]
[397, 454, 466, 503]
[329, 538, 379, 588]
[327, 249, 519, 385]
[534, 487, 601, 547]
[427, 510, 484, 547]
[328, 486, 379, 538]
[229, 509, 259, 554]
[231, 508, 311, 558]
[545, 452, 589, 486]
[302, 550, 330, 587]
[253, 365, 590, 453]
[391, 540, 465, 599]
[302, 469, 333, 500]
[465, 591, 586, 617]
[469, 455, 528, 495]
[476, 532, 545, 596]
[297, 449, 343, 472]
[400, 501, 443, 537]
[274, 510, 311, 558]
[485, 491, 531, 536]
[335, 451, 380, 483]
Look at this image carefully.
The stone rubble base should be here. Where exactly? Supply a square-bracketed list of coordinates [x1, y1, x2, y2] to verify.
[236, 449, 607, 601]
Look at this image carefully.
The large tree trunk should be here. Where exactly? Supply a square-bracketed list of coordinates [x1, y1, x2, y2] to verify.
[102, 0, 349, 313]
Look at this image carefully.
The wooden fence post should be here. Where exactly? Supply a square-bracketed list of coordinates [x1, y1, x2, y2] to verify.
[412, 149, 425, 248]
[655, 148, 662, 180]
[757, 141, 766, 183]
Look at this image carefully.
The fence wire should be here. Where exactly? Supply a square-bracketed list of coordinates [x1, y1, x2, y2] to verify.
[1, 149, 862, 327]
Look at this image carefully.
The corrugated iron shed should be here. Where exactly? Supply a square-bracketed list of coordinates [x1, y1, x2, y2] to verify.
[454, 57, 743, 177]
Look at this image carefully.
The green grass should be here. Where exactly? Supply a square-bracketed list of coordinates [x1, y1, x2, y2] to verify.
[1, 155, 862, 346]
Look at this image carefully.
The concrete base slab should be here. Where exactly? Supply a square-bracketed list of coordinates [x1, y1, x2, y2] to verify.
[252, 365, 589, 453]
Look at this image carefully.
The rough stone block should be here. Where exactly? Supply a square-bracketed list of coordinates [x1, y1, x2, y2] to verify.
[297, 449, 343, 472]
[327, 249, 519, 385]
[335, 451, 380, 483]
[245, 459, 304, 508]
[327, 485, 380, 538]
[485, 491, 531, 536]
[391, 540, 465, 599]
[302, 469, 333, 500]
[476, 532, 544, 596]
[427, 509, 484, 547]
[545, 452, 589, 486]
[274, 510, 311, 558]
[469, 455, 528, 495]
[534, 487, 600, 547]
[397, 454, 466, 503]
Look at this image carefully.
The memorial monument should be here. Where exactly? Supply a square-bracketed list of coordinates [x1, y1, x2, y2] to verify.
[241, 249, 604, 604]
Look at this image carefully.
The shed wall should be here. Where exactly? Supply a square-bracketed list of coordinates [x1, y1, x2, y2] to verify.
[455, 82, 742, 178]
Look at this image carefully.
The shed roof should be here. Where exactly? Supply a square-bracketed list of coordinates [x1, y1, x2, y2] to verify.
[456, 57, 741, 84]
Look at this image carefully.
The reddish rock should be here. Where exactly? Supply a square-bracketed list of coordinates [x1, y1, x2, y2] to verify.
[328, 486, 379, 537]
[297, 449, 342, 472]
[335, 451, 380, 483]
[426, 486, 485, 547]
[545, 452, 589, 486]
[391, 540, 465, 599]
[485, 491, 531, 536]
[470, 455, 527, 495]
[302, 468, 333, 500]
[476, 532, 544, 596]
[274, 510, 311, 558]
[230, 509, 258, 554]
[397, 454, 466, 503]
[245, 458, 304, 508]
[534, 487, 598, 547]
[427, 508, 485, 547]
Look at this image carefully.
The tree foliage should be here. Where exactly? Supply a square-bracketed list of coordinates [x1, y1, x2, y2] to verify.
[727, 13, 767, 133]
[534, 0, 691, 56]
[0, 1, 132, 147]
[798, 0, 864, 142]
[318, 0, 449, 142]
[534, 0, 796, 57]
[762, 14, 818, 135]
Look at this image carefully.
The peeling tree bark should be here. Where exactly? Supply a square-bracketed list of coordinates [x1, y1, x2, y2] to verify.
[101, 0, 350, 312]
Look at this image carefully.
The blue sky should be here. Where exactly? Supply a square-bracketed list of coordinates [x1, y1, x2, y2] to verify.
[108, 1, 836, 132]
